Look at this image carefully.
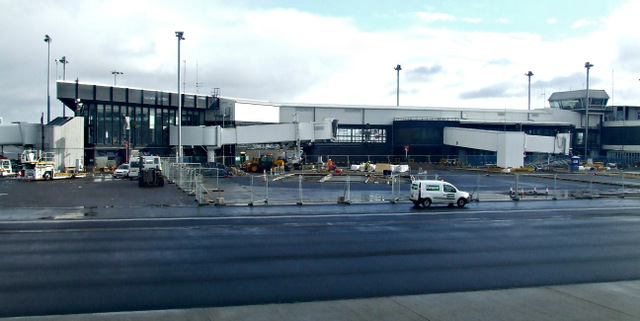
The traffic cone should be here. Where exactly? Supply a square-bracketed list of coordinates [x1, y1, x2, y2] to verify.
[520, 187, 525, 196]
[509, 185, 514, 195]
[545, 186, 549, 195]
[533, 185, 538, 194]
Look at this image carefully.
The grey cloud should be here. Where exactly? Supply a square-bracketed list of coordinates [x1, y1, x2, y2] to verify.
[459, 82, 521, 100]
[533, 72, 599, 90]
[405, 65, 443, 83]
[615, 36, 640, 72]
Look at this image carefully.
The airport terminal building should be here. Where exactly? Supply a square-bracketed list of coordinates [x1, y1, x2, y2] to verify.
[3, 80, 640, 170]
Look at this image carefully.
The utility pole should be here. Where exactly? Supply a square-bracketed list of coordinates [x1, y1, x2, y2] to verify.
[176, 31, 185, 163]
[394, 64, 402, 106]
[44, 35, 52, 123]
[584, 62, 593, 159]
[525, 71, 534, 111]
[59, 56, 69, 117]
[111, 70, 123, 86]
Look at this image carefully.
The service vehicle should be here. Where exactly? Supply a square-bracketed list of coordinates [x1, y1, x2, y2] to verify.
[0, 158, 15, 177]
[410, 179, 470, 208]
[20, 150, 56, 181]
[128, 156, 161, 179]
[130, 155, 164, 187]
[112, 163, 130, 178]
[244, 154, 286, 173]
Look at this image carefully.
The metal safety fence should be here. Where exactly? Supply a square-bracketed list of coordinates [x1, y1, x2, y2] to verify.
[160, 157, 640, 206]
[195, 173, 411, 206]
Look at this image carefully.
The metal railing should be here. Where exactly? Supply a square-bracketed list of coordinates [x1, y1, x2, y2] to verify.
[160, 158, 640, 206]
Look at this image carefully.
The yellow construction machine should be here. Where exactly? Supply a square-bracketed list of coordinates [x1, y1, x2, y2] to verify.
[244, 154, 285, 173]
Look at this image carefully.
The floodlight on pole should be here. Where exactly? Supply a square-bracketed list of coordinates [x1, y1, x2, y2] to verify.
[584, 61, 593, 158]
[394, 64, 402, 106]
[59, 56, 68, 80]
[59, 56, 68, 117]
[111, 70, 123, 86]
[44, 35, 52, 123]
[525, 71, 534, 111]
[176, 31, 185, 163]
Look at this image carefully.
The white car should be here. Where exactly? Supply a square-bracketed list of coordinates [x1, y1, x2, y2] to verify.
[112, 164, 130, 179]
[410, 180, 470, 208]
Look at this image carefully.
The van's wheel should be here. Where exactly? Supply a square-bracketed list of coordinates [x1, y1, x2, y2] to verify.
[457, 198, 467, 208]
[43, 172, 51, 180]
[422, 198, 432, 208]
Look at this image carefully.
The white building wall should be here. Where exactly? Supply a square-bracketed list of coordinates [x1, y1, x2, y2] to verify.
[279, 103, 579, 128]
[46, 117, 84, 171]
[315, 108, 362, 124]
[497, 132, 525, 168]
[235, 102, 280, 123]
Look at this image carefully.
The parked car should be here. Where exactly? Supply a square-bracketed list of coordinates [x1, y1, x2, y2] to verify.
[112, 164, 130, 179]
[410, 180, 470, 208]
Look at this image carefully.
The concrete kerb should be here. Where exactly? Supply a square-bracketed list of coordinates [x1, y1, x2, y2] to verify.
[7, 280, 640, 321]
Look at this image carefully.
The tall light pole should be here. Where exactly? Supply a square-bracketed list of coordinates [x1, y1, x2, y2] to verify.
[394, 64, 402, 106]
[176, 31, 185, 163]
[525, 71, 534, 111]
[584, 62, 593, 158]
[59, 56, 68, 117]
[111, 70, 123, 86]
[44, 35, 52, 123]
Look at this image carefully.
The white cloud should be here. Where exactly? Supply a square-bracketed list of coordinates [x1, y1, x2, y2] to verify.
[547, 18, 557, 24]
[1, 0, 640, 123]
[415, 12, 455, 23]
[572, 18, 598, 28]
[462, 17, 483, 23]
[415, 12, 482, 24]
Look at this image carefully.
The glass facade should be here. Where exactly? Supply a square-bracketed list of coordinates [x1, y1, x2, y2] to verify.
[80, 103, 205, 148]
[336, 127, 386, 143]
[57, 82, 214, 156]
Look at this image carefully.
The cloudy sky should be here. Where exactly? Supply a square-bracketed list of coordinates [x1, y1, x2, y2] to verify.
[1, 0, 639, 124]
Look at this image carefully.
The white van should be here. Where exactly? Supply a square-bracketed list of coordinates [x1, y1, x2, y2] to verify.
[410, 180, 470, 208]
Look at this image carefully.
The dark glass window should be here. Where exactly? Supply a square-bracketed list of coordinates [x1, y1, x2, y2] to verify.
[96, 104, 104, 145]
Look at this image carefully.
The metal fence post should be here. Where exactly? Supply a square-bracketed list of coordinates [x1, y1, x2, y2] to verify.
[297, 174, 303, 205]
[476, 174, 480, 202]
[249, 175, 254, 206]
[265, 172, 269, 204]
[195, 174, 203, 204]
[342, 175, 351, 204]
[397, 174, 401, 200]
[513, 174, 520, 201]
[553, 174, 558, 200]
[217, 170, 221, 199]
[621, 171, 625, 198]
[390, 174, 396, 202]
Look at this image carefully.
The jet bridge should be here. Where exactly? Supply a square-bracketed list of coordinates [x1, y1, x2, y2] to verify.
[170, 119, 337, 155]
[0, 122, 42, 147]
[443, 127, 571, 168]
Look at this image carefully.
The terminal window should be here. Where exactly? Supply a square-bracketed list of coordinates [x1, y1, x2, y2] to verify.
[336, 128, 386, 143]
